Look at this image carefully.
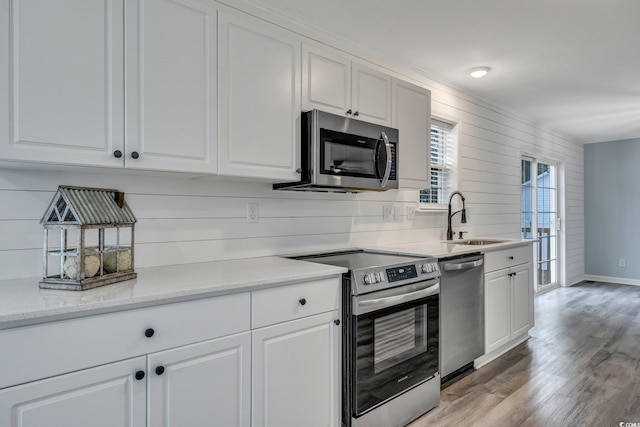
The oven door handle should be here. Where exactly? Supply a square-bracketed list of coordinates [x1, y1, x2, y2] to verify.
[354, 282, 439, 315]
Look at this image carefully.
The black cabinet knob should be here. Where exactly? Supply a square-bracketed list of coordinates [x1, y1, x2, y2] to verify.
[353, 111, 359, 117]
[299, 298, 307, 306]
[135, 370, 145, 380]
[144, 328, 155, 338]
[155, 366, 165, 375]
[346, 109, 352, 115]
[131, 151, 140, 159]
[508, 256, 514, 260]
[334, 319, 341, 326]
[113, 150, 122, 158]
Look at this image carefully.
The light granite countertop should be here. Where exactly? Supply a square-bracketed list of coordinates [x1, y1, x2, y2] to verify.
[0, 238, 534, 329]
[367, 238, 535, 259]
[0, 256, 346, 329]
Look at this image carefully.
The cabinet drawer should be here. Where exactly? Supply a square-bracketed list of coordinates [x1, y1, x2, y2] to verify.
[252, 278, 340, 329]
[484, 245, 533, 273]
[0, 292, 250, 390]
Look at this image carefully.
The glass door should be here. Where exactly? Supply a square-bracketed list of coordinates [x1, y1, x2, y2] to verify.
[521, 157, 558, 290]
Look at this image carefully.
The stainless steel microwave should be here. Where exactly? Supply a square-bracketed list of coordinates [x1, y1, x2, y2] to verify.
[273, 110, 399, 192]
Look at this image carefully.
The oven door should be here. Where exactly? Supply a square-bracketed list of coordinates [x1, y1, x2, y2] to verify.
[351, 279, 439, 417]
[319, 128, 397, 189]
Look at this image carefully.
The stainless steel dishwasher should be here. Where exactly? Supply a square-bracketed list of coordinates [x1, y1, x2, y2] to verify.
[439, 253, 484, 385]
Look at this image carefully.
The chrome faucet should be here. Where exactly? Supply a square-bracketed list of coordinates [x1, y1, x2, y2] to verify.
[447, 191, 467, 240]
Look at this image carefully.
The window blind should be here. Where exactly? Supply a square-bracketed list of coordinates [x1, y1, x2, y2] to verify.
[420, 119, 455, 205]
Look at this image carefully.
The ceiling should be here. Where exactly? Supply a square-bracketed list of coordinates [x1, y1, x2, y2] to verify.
[245, 0, 640, 144]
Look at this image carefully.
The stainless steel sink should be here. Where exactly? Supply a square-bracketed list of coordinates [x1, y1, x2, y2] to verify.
[447, 239, 508, 246]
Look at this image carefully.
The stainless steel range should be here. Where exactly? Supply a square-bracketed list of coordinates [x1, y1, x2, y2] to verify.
[293, 250, 441, 427]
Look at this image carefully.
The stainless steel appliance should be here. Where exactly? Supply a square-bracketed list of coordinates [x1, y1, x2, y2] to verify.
[438, 253, 484, 385]
[273, 110, 399, 192]
[293, 250, 440, 427]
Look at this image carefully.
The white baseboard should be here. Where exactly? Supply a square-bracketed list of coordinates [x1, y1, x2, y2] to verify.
[583, 275, 640, 287]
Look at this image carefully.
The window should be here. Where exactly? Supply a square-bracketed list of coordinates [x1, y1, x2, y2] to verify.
[420, 118, 457, 207]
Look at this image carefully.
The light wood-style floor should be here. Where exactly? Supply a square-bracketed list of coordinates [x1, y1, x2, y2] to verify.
[408, 281, 640, 427]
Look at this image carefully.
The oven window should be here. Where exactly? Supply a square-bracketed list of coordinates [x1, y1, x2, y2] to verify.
[373, 307, 427, 374]
[353, 294, 438, 416]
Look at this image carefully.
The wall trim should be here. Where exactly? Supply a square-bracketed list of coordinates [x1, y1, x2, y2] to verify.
[583, 274, 640, 287]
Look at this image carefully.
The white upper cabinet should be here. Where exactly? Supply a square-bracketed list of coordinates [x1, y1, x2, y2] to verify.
[0, 0, 125, 167]
[218, 10, 301, 181]
[351, 62, 392, 126]
[302, 44, 351, 116]
[0, 0, 218, 173]
[392, 79, 431, 188]
[125, 0, 218, 173]
[303, 43, 392, 126]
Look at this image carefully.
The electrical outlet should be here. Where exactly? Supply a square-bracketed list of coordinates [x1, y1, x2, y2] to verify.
[247, 203, 259, 223]
[619, 258, 626, 268]
[407, 205, 416, 220]
[383, 205, 393, 221]
[393, 205, 403, 222]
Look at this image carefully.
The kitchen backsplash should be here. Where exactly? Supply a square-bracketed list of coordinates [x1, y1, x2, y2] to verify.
[0, 167, 448, 281]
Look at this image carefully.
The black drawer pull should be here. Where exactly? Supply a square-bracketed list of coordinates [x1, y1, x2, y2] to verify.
[135, 370, 145, 380]
[155, 366, 165, 375]
[144, 328, 155, 338]
[299, 298, 307, 306]
[334, 319, 341, 326]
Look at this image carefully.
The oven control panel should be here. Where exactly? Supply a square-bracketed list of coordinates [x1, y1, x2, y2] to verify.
[361, 261, 440, 286]
[386, 265, 418, 283]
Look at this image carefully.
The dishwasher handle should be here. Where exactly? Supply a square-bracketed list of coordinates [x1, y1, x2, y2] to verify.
[442, 258, 484, 271]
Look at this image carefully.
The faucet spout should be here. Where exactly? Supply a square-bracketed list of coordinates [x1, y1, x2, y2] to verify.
[447, 191, 467, 240]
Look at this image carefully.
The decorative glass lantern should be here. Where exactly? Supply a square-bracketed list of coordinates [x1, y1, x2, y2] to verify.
[40, 186, 137, 290]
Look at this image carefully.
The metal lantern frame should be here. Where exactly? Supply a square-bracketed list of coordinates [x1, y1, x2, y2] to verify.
[40, 186, 137, 291]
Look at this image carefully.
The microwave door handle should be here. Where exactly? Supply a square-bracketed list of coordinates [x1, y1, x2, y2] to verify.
[379, 132, 392, 188]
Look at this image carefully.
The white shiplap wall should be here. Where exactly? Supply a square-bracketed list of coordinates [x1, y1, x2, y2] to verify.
[0, 3, 585, 285]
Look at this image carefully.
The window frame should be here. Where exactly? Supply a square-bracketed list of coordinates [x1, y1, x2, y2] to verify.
[418, 117, 459, 212]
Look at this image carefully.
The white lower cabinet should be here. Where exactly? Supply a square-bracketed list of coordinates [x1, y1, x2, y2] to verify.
[0, 292, 251, 427]
[0, 357, 146, 427]
[252, 312, 341, 427]
[482, 245, 534, 357]
[0, 277, 342, 426]
[251, 277, 342, 427]
[148, 332, 251, 427]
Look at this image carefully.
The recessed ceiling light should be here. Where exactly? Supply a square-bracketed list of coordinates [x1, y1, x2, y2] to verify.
[468, 66, 491, 78]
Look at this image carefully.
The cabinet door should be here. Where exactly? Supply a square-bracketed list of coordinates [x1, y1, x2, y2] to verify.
[218, 10, 301, 180]
[302, 43, 351, 116]
[351, 62, 391, 126]
[125, 0, 217, 173]
[0, 0, 124, 167]
[148, 332, 251, 427]
[484, 269, 511, 354]
[252, 311, 341, 427]
[0, 357, 146, 427]
[510, 264, 533, 337]
[392, 79, 431, 188]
